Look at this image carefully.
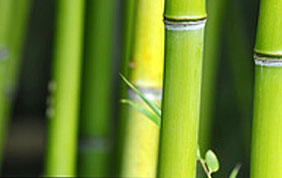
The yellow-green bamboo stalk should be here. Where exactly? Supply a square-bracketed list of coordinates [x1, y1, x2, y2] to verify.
[45, 0, 84, 176]
[158, 0, 206, 177]
[120, 0, 164, 177]
[251, 0, 282, 177]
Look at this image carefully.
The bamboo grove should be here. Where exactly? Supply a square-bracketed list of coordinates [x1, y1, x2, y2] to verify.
[0, 0, 281, 178]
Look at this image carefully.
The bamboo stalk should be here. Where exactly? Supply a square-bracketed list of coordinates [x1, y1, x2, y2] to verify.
[45, 0, 84, 176]
[199, 0, 225, 152]
[120, 0, 136, 77]
[0, 0, 13, 169]
[225, 0, 253, 163]
[0, 0, 31, 170]
[251, 0, 282, 177]
[78, 0, 116, 177]
[114, 0, 136, 175]
[120, 0, 164, 177]
[158, 0, 206, 177]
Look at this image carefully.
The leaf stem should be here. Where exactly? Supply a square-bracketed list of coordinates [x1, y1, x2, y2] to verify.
[199, 157, 212, 178]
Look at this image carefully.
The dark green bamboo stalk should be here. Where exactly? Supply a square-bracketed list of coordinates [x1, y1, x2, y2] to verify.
[199, 0, 225, 152]
[226, 1, 253, 120]
[120, 0, 136, 77]
[225, 0, 253, 161]
[114, 0, 136, 175]
[0, 0, 31, 170]
[45, 0, 84, 176]
[251, 0, 282, 177]
[158, 0, 206, 177]
[78, 0, 116, 177]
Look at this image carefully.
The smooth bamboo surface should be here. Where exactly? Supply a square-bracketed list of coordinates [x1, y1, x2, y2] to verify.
[121, 97, 161, 177]
[251, 66, 282, 178]
[129, 0, 164, 89]
[164, 0, 206, 20]
[255, 0, 282, 55]
[45, 0, 84, 176]
[158, 0, 206, 177]
[158, 26, 205, 178]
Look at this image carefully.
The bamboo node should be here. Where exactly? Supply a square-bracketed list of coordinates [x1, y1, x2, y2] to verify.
[128, 88, 162, 101]
[254, 54, 282, 67]
[4, 85, 16, 100]
[164, 19, 206, 31]
[78, 137, 112, 152]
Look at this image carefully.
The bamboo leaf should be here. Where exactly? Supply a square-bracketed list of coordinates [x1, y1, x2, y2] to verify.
[205, 150, 220, 173]
[121, 99, 161, 126]
[120, 73, 161, 117]
[228, 164, 241, 178]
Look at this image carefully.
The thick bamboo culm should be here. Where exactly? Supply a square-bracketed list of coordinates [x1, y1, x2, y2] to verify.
[0, 0, 31, 170]
[78, 0, 115, 177]
[45, 0, 84, 176]
[251, 0, 282, 177]
[120, 0, 164, 177]
[158, 0, 206, 178]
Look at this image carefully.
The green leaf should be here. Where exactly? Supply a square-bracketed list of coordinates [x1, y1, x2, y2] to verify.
[205, 150, 220, 173]
[120, 73, 161, 117]
[121, 99, 161, 126]
[229, 164, 241, 178]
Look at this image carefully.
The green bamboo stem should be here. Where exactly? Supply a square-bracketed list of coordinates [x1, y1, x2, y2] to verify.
[251, 0, 282, 177]
[5, 0, 31, 89]
[114, 0, 136, 175]
[158, 0, 206, 177]
[45, 0, 84, 176]
[120, 0, 164, 177]
[199, 0, 225, 152]
[251, 66, 282, 178]
[225, 0, 253, 160]
[226, 1, 253, 118]
[0, 0, 31, 170]
[78, 0, 115, 177]
[0, 0, 13, 169]
[120, 0, 136, 77]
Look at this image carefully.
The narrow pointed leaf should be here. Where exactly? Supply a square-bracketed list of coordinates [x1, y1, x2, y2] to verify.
[120, 74, 161, 117]
[121, 99, 161, 126]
